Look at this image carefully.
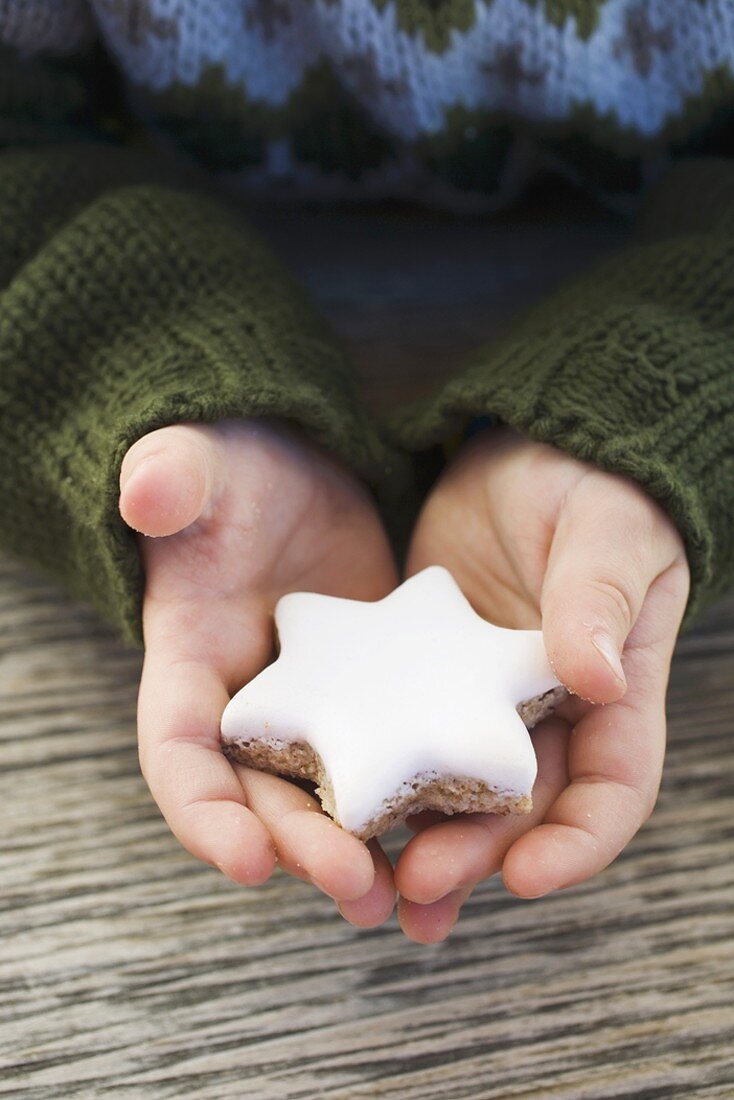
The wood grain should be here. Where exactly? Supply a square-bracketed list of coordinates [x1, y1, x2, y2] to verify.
[1, 205, 733, 1099]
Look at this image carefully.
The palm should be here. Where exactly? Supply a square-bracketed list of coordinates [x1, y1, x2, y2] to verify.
[394, 427, 689, 942]
[408, 428, 582, 630]
[140, 421, 396, 661]
[123, 420, 398, 926]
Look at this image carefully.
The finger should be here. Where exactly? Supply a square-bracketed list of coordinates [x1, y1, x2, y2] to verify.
[119, 424, 219, 537]
[234, 766, 377, 902]
[541, 472, 686, 703]
[505, 560, 689, 897]
[395, 719, 570, 905]
[144, 589, 376, 903]
[397, 887, 474, 945]
[404, 810, 451, 832]
[138, 650, 276, 886]
[337, 840, 397, 927]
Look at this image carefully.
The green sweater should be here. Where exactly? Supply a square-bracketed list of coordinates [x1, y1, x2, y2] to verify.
[1, 3, 733, 644]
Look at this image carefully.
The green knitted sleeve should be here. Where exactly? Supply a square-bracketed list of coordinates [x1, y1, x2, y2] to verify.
[390, 159, 734, 627]
[0, 57, 394, 646]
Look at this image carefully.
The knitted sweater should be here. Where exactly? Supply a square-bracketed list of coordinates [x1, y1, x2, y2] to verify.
[0, 1, 733, 643]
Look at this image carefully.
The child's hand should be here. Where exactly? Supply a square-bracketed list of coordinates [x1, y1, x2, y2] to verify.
[120, 419, 397, 926]
[394, 427, 690, 943]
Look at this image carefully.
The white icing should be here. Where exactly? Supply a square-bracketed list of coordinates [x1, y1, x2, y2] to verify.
[220, 566, 561, 834]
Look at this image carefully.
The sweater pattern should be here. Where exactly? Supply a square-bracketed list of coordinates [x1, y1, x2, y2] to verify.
[4, 0, 734, 206]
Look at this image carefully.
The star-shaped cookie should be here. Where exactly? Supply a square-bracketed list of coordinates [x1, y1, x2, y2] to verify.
[221, 566, 565, 839]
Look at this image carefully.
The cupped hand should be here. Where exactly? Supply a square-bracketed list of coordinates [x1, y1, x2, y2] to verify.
[395, 427, 690, 943]
[120, 419, 397, 927]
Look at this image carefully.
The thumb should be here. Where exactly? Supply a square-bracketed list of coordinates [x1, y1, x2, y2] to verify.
[119, 424, 219, 537]
[540, 474, 684, 704]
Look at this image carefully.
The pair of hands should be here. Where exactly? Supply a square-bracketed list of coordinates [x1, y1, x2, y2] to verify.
[119, 419, 690, 943]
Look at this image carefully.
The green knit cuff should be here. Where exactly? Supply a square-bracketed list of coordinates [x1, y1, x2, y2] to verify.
[389, 227, 734, 629]
[0, 151, 401, 645]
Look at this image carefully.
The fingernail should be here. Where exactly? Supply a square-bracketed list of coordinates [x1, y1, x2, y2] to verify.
[120, 452, 157, 493]
[441, 887, 473, 936]
[310, 873, 372, 902]
[443, 886, 473, 917]
[591, 630, 626, 687]
[424, 877, 476, 906]
[308, 874, 339, 900]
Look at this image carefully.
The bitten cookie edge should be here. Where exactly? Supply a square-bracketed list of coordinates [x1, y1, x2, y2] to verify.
[221, 685, 568, 840]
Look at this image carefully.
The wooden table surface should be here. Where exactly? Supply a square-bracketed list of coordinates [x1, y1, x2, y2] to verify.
[2, 201, 733, 1099]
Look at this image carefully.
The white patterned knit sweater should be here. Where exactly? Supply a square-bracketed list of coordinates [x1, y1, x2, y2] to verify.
[3, 0, 734, 205]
